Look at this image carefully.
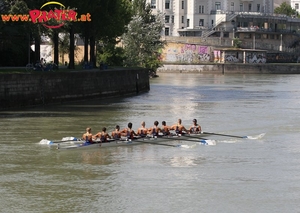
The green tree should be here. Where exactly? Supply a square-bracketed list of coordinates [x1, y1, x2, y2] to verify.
[274, 2, 297, 16]
[233, 37, 242, 48]
[0, 0, 32, 66]
[77, 0, 132, 67]
[122, 0, 165, 72]
[97, 42, 125, 66]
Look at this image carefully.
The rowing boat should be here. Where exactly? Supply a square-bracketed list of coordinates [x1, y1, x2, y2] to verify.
[39, 133, 211, 146]
[50, 133, 215, 150]
[39, 131, 264, 150]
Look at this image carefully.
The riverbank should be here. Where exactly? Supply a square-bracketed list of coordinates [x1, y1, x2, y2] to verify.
[0, 68, 150, 110]
[157, 63, 300, 74]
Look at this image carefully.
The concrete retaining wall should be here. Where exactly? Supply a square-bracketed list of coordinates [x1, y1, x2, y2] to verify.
[158, 64, 300, 74]
[0, 68, 150, 110]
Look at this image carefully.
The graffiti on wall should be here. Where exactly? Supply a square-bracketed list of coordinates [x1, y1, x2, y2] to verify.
[225, 51, 240, 63]
[246, 52, 266, 63]
[165, 44, 211, 63]
[213, 50, 222, 63]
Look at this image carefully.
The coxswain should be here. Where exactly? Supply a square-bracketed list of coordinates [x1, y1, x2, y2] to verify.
[170, 119, 188, 134]
[137, 121, 148, 137]
[189, 119, 202, 133]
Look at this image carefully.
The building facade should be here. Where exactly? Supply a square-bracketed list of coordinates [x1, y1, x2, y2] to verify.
[148, 0, 278, 37]
[291, 0, 300, 13]
[147, 0, 300, 53]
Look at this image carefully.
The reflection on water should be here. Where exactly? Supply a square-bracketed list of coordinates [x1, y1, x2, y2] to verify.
[169, 156, 198, 167]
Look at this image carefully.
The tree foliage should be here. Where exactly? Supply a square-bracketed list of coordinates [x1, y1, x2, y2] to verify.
[77, 0, 132, 67]
[274, 2, 297, 16]
[233, 37, 242, 48]
[97, 42, 125, 66]
[122, 0, 165, 72]
[0, 0, 132, 67]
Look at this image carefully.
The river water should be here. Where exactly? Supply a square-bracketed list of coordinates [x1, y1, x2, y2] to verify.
[1, 73, 300, 213]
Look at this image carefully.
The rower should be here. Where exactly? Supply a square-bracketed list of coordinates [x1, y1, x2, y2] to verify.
[82, 127, 93, 144]
[170, 119, 188, 135]
[189, 119, 202, 134]
[137, 121, 148, 137]
[161, 121, 171, 136]
[148, 121, 161, 137]
[93, 127, 111, 142]
[111, 125, 121, 139]
[121, 122, 137, 140]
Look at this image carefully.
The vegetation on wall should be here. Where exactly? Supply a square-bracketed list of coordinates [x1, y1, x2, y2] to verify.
[233, 37, 242, 48]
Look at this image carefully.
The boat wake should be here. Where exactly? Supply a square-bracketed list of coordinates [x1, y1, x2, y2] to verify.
[180, 144, 197, 149]
[247, 133, 266, 140]
[200, 139, 216, 146]
[39, 139, 52, 145]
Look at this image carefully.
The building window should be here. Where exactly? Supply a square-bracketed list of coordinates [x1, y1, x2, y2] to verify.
[215, 2, 221, 10]
[187, 19, 190, 27]
[151, 0, 156, 9]
[199, 5, 204, 13]
[231, 2, 234, 11]
[257, 4, 260, 12]
[199, 19, 204, 26]
[240, 3, 243, 12]
[171, 15, 174, 23]
[248, 4, 252, 12]
[165, 28, 169, 36]
[165, 15, 170, 23]
[244, 34, 251, 39]
[165, 0, 170, 9]
[181, 16, 184, 23]
[182, 1, 184, 9]
[296, 3, 299, 10]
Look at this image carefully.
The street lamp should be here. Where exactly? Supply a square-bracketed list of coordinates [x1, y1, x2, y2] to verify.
[232, 28, 235, 47]
[279, 34, 282, 51]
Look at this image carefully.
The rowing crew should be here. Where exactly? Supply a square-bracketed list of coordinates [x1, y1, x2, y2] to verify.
[82, 118, 202, 144]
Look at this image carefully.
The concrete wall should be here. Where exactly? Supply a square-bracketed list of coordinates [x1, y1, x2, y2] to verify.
[164, 36, 300, 54]
[158, 64, 300, 74]
[0, 68, 150, 110]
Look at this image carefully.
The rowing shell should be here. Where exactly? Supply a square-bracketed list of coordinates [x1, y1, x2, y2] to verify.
[39, 133, 211, 146]
[54, 134, 215, 150]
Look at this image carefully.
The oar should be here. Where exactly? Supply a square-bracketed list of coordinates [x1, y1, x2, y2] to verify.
[146, 135, 211, 145]
[131, 139, 182, 147]
[202, 132, 248, 139]
[176, 134, 209, 140]
[161, 136, 215, 145]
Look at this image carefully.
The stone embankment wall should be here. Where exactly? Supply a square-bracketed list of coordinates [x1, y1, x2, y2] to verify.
[158, 64, 300, 74]
[0, 68, 150, 110]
